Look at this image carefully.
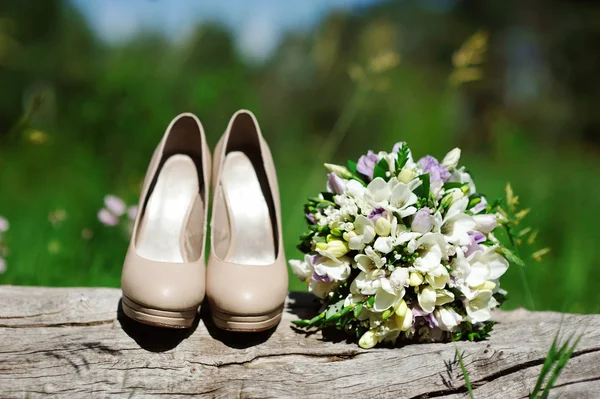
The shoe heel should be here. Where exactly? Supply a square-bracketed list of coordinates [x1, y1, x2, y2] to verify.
[211, 305, 283, 332]
[122, 295, 198, 329]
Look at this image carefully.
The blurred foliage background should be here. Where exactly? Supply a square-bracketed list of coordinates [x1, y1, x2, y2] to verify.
[1, 0, 599, 313]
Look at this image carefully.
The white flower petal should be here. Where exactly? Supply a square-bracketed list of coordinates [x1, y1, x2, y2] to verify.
[418, 286, 437, 314]
[473, 214, 497, 234]
[367, 177, 391, 203]
[373, 288, 397, 311]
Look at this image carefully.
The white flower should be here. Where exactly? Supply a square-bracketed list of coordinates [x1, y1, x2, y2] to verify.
[397, 168, 417, 184]
[441, 148, 461, 170]
[472, 214, 497, 234]
[351, 268, 409, 312]
[435, 289, 455, 306]
[373, 219, 421, 254]
[373, 268, 410, 311]
[387, 181, 419, 217]
[394, 299, 413, 331]
[313, 255, 352, 282]
[418, 285, 437, 314]
[364, 245, 387, 268]
[465, 247, 509, 288]
[289, 255, 313, 281]
[289, 255, 339, 299]
[374, 217, 392, 237]
[309, 280, 337, 299]
[316, 239, 350, 260]
[449, 167, 476, 195]
[357, 177, 420, 218]
[465, 290, 494, 322]
[440, 197, 476, 245]
[435, 307, 463, 331]
[412, 233, 447, 273]
[366, 178, 392, 203]
[348, 216, 375, 250]
[324, 163, 352, 178]
[359, 329, 379, 349]
[426, 264, 449, 289]
[351, 270, 383, 295]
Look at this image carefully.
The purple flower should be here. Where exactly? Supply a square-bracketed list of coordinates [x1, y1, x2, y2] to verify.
[312, 272, 333, 283]
[104, 195, 126, 217]
[356, 151, 380, 180]
[465, 231, 486, 257]
[98, 209, 119, 227]
[469, 231, 486, 244]
[368, 207, 386, 221]
[327, 172, 346, 194]
[0, 216, 8, 233]
[417, 155, 451, 183]
[471, 197, 488, 214]
[305, 213, 316, 225]
[423, 313, 439, 329]
[412, 207, 433, 233]
[127, 205, 138, 221]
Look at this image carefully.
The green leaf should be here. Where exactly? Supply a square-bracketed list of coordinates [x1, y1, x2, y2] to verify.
[353, 303, 364, 318]
[372, 163, 388, 180]
[417, 173, 430, 202]
[292, 319, 310, 327]
[347, 160, 358, 174]
[366, 295, 375, 308]
[396, 143, 410, 170]
[346, 160, 368, 186]
[444, 182, 467, 190]
[499, 247, 526, 267]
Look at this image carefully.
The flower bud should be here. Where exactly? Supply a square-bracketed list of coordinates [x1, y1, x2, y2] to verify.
[394, 304, 413, 331]
[441, 189, 464, 208]
[395, 299, 408, 317]
[374, 217, 392, 237]
[441, 148, 461, 169]
[473, 214, 497, 234]
[330, 227, 342, 236]
[411, 207, 432, 233]
[358, 329, 378, 349]
[397, 168, 416, 184]
[317, 239, 349, 258]
[475, 281, 496, 291]
[409, 272, 424, 287]
[342, 231, 357, 242]
[324, 163, 353, 179]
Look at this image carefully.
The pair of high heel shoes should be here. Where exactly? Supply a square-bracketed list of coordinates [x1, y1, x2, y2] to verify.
[121, 110, 288, 332]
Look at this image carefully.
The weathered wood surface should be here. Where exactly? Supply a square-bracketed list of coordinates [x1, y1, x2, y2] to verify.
[0, 286, 599, 399]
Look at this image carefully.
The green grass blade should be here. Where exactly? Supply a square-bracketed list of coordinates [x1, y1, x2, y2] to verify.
[540, 334, 582, 398]
[455, 346, 475, 399]
[531, 330, 560, 397]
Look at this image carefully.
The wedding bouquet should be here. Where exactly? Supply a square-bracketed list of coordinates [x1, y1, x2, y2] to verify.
[291, 142, 528, 348]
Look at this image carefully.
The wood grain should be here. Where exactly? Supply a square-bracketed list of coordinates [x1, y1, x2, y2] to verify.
[0, 286, 598, 398]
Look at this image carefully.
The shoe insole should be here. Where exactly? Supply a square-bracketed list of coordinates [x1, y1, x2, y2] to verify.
[137, 154, 200, 263]
[220, 151, 275, 265]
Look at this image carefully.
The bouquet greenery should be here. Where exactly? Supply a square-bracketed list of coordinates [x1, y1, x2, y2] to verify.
[290, 142, 531, 348]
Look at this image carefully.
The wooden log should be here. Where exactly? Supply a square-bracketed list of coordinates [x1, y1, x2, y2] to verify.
[0, 286, 598, 398]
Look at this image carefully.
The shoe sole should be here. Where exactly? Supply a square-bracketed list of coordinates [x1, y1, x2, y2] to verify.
[121, 295, 198, 329]
[211, 305, 284, 332]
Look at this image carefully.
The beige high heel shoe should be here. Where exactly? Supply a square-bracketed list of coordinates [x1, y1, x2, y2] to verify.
[121, 113, 210, 328]
[207, 110, 288, 332]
